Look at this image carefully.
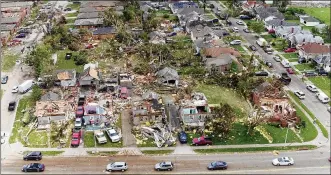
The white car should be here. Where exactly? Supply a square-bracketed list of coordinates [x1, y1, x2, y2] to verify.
[12, 86, 18, 93]
[306, 84, 318, 92]
[1, 132, 5, 144]
[327, 106, 331, 113]
[106, 162, 128, 172]
[94, 130, 107, 144]
[74, 118, 82, 128]
[272, 157, 294, 166]
[106, 129, 120, 142]
[236, 20, 245, 25]
[232, 27, 239, 32]
[273, 56, 281, 62]
[230, 40, 241, 45]
[294, 91, 305, 99]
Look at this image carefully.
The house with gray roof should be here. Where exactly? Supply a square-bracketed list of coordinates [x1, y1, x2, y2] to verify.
[1, 1, 33, 8]
[190, 25, 217, 41]
[1, 24, 16, 32]
[275, 26, 302, 39]
[300, 15, 320, 27]
[80, 1, 115, 8]
[288, 32, 324, 47]
[156, 67, 179, 87]
[77, 12, 103, 19]
[265, 19, 298, 31]
[1, 17, 20, 25]
[254, 6, 284, 22]
[313, 55, 330, 72]
[74, 18, 103, 28]
[79, 7, 105, 13]
[205, 54, 236, 73]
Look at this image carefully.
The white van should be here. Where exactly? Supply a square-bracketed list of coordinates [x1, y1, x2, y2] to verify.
[281, 59, 290, 68]
[256, 38, 267, 47]
[316, 92, 329, 104]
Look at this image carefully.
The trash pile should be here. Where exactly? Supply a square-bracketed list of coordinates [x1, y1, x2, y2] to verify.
[140, 125, 176, 148]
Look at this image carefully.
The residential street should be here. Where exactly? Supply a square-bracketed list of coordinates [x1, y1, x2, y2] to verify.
[2, 148, 330, 174]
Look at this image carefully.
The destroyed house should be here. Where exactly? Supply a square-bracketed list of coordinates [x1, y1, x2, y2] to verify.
[132, 100, 165, 126]
[118, 73, 132, 88]
[79, 67, 100, 86]
[252, 82, 300, 127]
[156, 67, 179, 87]
[179, 92, 211, 128]
[55, 69, 77, 87]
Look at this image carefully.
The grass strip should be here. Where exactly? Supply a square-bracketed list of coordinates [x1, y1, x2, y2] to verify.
[141, 150, 174, 155]
[87, 151, 119, 156]
[194, 145, 317, 154]
[22, 151, 64, 156]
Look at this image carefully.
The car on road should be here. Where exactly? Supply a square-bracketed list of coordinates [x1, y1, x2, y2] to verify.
[106, 128, 120, 142]
[230, 40, 241, 45]
[327, 107, 331, 113]
[298, 57, 307, 63]
[75, 106, 84, 118]
[236, 20, 245, 25]
[239, 15, 252, 20]
[178, 131, 187, 144]
[286, 68, 294, 74]
[22, 163, 45, 172]
[192, 136, 212, 146]
[16, 33, 26, 38]
[294, 91, 305, 99]
[272, 157, 294, 166]
[207, 161, 228, 170]
[255, 71, 269, 76]
[1, 75, 8, 84]
[154, 161, 174, 171]
[263, 46, 273, 54]
[306, 84, 318, 92]
[225, 20, 232, 25]
[273, 56, 281, 62]
[316, 92, 330, 104]
[74, 118, 82, 129]
[284, 48, 296, 53]
[232, 27, 239, 32]
[243, 28, 250, 33]
[8, 101, 16, 111]
[106, 162, 128, 172]
[94, 130, 107, 144]
[23, 152, 42, 161]
[304, 71, 317, 77]
[249, 45, 257, 51]
[265, 61, 273, 68]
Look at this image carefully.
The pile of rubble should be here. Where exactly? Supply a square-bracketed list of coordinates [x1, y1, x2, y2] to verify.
[140, 124, 176, 148]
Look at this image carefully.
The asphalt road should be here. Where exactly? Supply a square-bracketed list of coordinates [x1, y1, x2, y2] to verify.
[2, 150, 330, 174]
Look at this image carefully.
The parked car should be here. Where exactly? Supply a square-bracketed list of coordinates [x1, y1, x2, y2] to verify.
[74, 118, 82, 129]
[298, 57, 307, 63]
[263, 46, 273, 54]
[327, 107, 331, 113]
[230, 40, 241, 45]
[178, 131, 187, 144]
[225, 20, 232, 25]
[23, 152, 42, 161]
[255, 71, 269, 76]
[65, 53, 72, 60]
[223, 32, 230, 36]
[64, 7, 72, 11]
[94, 130, 107, 144]
[294, 91, 305, 99]
[1, 132, 5, 144]
[286, 68, 294, 74]
[265, 61, 273, 68]
[284, 48, 296, 53]
[243, 28, 250, 33]
[249, 45, 257, 51]
[8, 101, 16, 111]
[16, 33, 26, 38]
[106, 128, 120, 142]
[207, 161, 228, 170]
[192, 136, 212, 146]
[273, 56, 281, 62]
[78, 95, 86, 106]
[316, 92, 330, 104]
[317, 68, 328, 76]
[154, 161, 174, 171]
[232, 27, 239, 32]
[272, 157, 294, 166]
[75, 106, 84, 118]
[306, 84, 318, 92]
[239, 15, 252, 20]
[280, 72, 291, 85]
[236, 20, 245, 25]
[106, 162, 128, 172]
[304, 71, 317, 77]
[71, 130, 81, 147]
[1, 75, 8, 84]
[22, 163, 45, 172]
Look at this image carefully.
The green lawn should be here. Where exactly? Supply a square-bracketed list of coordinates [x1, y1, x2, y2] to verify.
[65, 18, 76, 24]
[260, 34, 274, 42]
[137, 137, 156, 147]
[282, 53, 298, 59]
[298, 7, 330, 26]
[1, 53, 19, 72]
[87, 151, 119, 156]
[84, 132, 123, 148]
[194, 84, 250, 117]
[23, 151, 64, 156]
[294, 63, 315, 71]
[293, 104, 318, 142]
[194, 145, 317, 154]
[56, 50, 84, 73]
[141, 150, 174, 155]
[288, 91, 328, 138]
[232, 45, 246, 53]
[308, 76, 330, 97]
[187, 123, 269, 145]
[302, 26, 314, 31]
[65, 12, 78, 18]
[263, 124, 302, 143]
[285, 20, 301, 24]
[67, 3, 81, 11]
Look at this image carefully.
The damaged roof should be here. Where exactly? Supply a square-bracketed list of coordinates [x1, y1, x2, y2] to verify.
[40, 92, 60, 101]
[81, 67, 100, 80]
[56, 69, 76, 80]
[156, 67, 179, 81]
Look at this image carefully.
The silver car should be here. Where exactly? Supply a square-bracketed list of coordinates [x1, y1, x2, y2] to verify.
[154, 162, 174, 171]
[106, 162, 128, 172]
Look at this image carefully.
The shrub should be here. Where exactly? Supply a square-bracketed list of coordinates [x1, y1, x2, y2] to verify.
[163, 14, 169, 18]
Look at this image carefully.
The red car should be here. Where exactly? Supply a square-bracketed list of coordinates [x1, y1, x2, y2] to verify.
[284, 48, 296, 53]
[286, 68, 294, 74]
[192, 136, 213, 146]
[75, 106, 84, 118]
[71, 130, 81, 147]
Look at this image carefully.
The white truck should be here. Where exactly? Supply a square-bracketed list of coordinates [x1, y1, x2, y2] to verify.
[12, 80, 34, 93]
[94, 130, 107, 144]
[256, 38, 268, 47]
[281, 59, 290, 68]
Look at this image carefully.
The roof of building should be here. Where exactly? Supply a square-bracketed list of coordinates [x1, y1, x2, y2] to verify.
[81, 67, 100, 80]
[74, 18, 103, 26]
[266, 19, 298, 27]
[313, 55, 330, 65]
[1, 1, 33, 8]
[204, 47, 241, 58]
[177, 7, 204, 16]
[1, 17, 20, 24]
[92, 27, 116, 35]
[255, 6, 284, 20]
[1, 24, 16, 31]
[80, 1, 116, 8]
[156, 67, 179, 81]
[299, 43, 330, 54]
[56, 69, 76, 80]
[79, 6, 106, 13]
[77, 12, 103, 19]
[301, 16, 319, 22]
[205, 53, 234, 66]
[191, 25, 213, 39]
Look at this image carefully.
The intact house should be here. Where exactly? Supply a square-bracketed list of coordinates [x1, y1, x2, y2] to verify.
[251, 82, 300, 127]
[79, 66, 101, 86]
[203, 47, 242, 73]
[177, 7, 204, 27]
[155, 67, 179, 87]
[92, 27, 116, 40]
[274, 26, 302, 39]
[287, 32, 324, 47]
[169, 1, 198, 14]
[264, 19, 298, 32]
[190, 25, 221, 41]
[300, 15, 320, 27]
[55, 69, 77, 87]
[77, 12, 104, 20]
[74, 18, 103, 29]
[179, 92, 211, 129]
[254, 5, 284, 22]
[298, 43, 330, 62]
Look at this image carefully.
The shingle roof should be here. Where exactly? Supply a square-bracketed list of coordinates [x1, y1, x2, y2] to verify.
[1, 1, 33, 8]
[266, 19, 298, 27]
[177, 7, 204, 16]
[1, 24, 16, 31]
[77, 12, 103, 19]
[93, 27, 116, 35]
[79, 7, 106, 13]
[1, 17, 20, 24]
[156, 67, 179, 81]
[191, 25, 213, 39]
[300, 43, 330, 54]
[205, 47, 241, 58]
[301, 16, 319, 23]
[206, 54, 234, 66]
[80, 1, 115, 8]
[74, 18, 103, 26]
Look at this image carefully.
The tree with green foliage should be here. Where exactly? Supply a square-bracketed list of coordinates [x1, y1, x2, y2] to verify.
[247, 21, 265, 34]
[230, 62, 238, 73]
[30, 85, 43, 103]
[246, 107, 266, 136]
[311, 27, 320, 35]
[26, 44, 53, 77]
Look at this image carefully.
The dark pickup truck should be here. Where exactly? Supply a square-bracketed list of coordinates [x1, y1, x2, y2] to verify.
[280, 73, 291, 85]
[192, 136, 213, 146]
